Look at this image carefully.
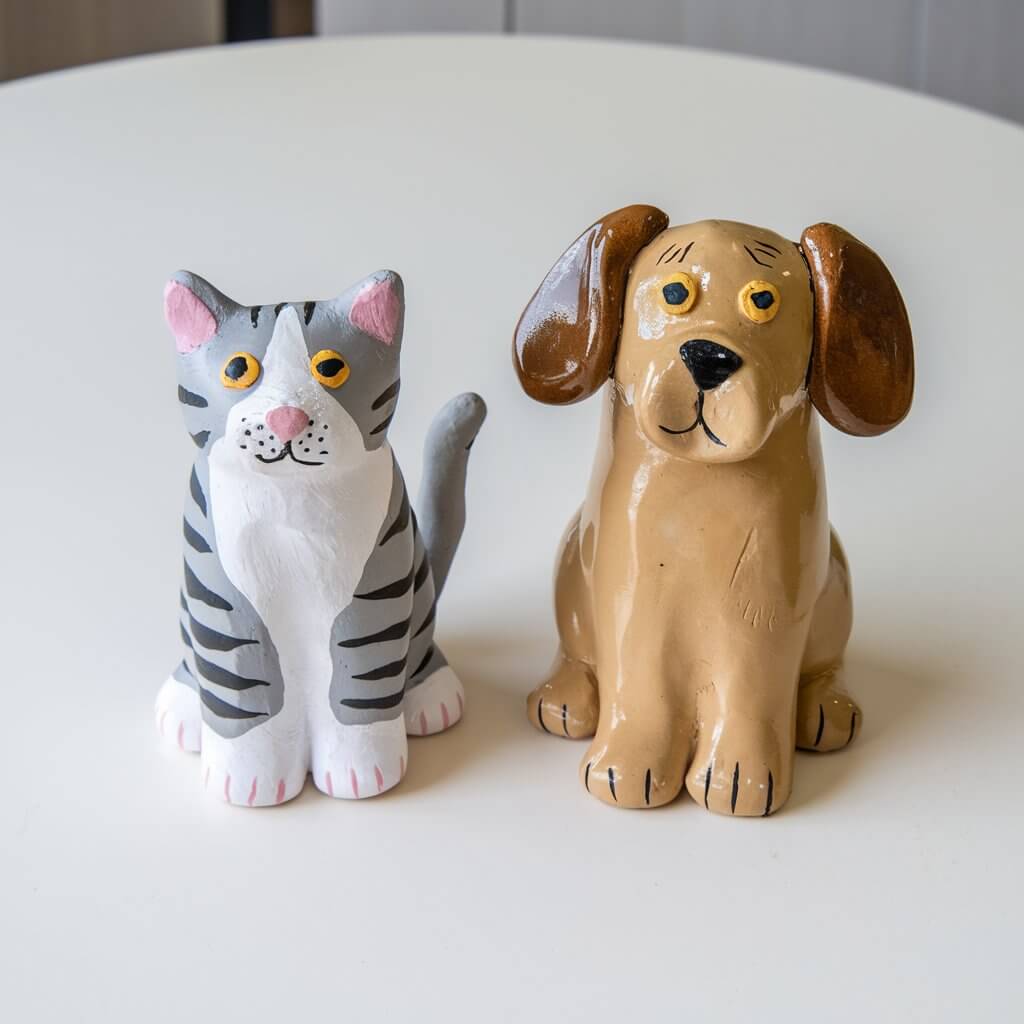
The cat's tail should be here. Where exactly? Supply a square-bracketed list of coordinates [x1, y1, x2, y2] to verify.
[418, 392, 487, 598]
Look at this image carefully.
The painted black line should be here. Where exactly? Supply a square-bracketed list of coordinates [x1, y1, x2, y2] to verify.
[183, 518, 212, 554]
[754, 247, 778, 260]
[644, 768, 652, 806]
[764, 771, 774, 816]
[190, 430, 210, 449]
[338, 616, 411, 649]
[353, 656, 408, 681]
[657, 243, 677, 264]
[303, 300, 316, 325]
[370, 412, 394, 436]
[411, 645, 434, 678]
[744, 244, 773, 268]
[356, 564, 415, 600]
[199, 686, 266, 719]
[848, 711, 857, 746]
[183, 561, 232, 611]
[562, 704, 569, 737]
[537, 699, 551, 734]
[341, 690, 405, 710]
[371, 378, 401, 410]
[730, 762, 740, 814]
[413, 557, 430, 592]
[178, 386, 208, 408]
[704, 760, 713, 808]
[677, 240, 695, 263]
[193, 651, 268, 691]
[274, 302, 286, 315]
[754, 239, 782, 254]
[250, 306, 260, 328]
[815, 704, 825, 747]
[188, 610, 257, 652]
[412, 600, 436, 639]
[584, 762, 591, 792]
[380, 489, 410, 544]
[608, 768, 617, 802]
[189, 466, 207, 516]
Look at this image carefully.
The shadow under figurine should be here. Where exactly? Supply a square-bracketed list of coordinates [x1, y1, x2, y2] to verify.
[157, 269, 486, 806]
[514, 207, 913, 816]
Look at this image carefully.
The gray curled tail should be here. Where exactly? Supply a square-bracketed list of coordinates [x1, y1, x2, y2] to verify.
[417, 392, 487, 597]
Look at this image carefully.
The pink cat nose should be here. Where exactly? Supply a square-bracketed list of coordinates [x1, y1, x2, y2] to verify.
[265, 406, 309, 443]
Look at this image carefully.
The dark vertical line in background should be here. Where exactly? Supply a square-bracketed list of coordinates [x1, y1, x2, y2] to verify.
[227, 0, 272, 42]
[503, 0, 516, 34]
[913, 0, 931, 94]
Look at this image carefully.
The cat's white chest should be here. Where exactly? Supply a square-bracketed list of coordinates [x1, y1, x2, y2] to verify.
[207, 442, 394, 689]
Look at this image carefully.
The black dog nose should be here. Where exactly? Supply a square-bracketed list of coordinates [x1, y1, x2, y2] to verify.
[680, 339, 743, 391]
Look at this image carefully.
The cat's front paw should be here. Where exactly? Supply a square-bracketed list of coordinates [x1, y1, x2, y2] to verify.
[311, 716, 408, 799]
[155, 676, 202, 753]
[404, 666, 464, 736]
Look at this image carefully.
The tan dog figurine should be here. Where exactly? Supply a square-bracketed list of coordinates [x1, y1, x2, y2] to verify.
[513, 207, 914, 816]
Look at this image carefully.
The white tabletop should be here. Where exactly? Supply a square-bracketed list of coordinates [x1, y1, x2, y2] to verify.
[1, 35, 1020, 1022]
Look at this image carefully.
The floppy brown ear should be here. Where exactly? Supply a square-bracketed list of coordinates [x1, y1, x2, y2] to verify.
[801, 223, 914, 436]
[513, 204, 670, 404]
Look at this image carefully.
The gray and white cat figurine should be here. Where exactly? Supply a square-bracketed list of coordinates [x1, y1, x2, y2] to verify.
[156, 269, 486, 806]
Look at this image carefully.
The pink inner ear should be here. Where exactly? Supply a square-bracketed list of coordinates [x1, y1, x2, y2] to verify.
[349, 279, 400, 345]
[164, 281, 217, 353]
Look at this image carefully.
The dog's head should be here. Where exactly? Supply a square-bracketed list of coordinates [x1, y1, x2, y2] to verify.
[513, 207, 913, 462]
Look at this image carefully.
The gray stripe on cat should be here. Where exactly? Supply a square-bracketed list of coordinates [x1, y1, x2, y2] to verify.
[188, 611, 257, 652]
[178, 385, 208, 408]
[183, 518, 211, 554]
[337, 615, 411, 648]
[352, 656, 407, 681]
[184, 561, 232, 611]
[191, 430, 210, 449]
[355, 565, 415, 600]
[340, 690, 405, 710]
[412, 599, 436, 638]
[371, 378, 400, 410]
[369, 412, 394, 436]
[193, 651, 268, 691]
[180, 622, 193, 648]
[200, 687, 267, 719]
[189, 467, 207, 516]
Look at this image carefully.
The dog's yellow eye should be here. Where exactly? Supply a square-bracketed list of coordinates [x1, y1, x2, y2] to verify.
[739, 281, 781, 323]
[658, 272, 698, 315]
[220, 352, 261, 389]
[310, 349, 350, 389]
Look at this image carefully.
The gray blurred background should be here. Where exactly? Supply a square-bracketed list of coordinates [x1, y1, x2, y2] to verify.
[2, 0, 1021, 124]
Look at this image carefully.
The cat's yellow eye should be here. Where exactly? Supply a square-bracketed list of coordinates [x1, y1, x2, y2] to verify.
[739, 280, 781, 323]
[658, 272, 698, 315]
[220, 352, 261, 389]
[310, 349, 350, 389]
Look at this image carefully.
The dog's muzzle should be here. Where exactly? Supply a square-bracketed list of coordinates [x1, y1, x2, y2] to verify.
[680, 339, 743, 391]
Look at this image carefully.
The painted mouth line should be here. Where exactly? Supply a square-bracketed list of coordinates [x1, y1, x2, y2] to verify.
[254, 441, 324, 467]
[658, 391, 726, 447]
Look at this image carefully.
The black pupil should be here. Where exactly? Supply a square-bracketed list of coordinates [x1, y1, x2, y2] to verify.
[662, 282, 689, 306]
[316, 357, 344, 377]
[225, 356, 249, 380]
[751, 290, 774, 310]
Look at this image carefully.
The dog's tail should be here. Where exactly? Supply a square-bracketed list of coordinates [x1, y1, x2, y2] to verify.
[417, 392, 487, 598]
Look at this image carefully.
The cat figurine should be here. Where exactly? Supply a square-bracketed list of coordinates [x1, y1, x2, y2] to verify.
[155, 268, 486, 806]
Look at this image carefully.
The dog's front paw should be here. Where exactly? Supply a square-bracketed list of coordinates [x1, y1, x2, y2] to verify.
[796, 670, 862, 751]
[155, 676, 202, 753]
[685, 718, 790, 817]
[580, 731, 687, 809]
[528, 658, 599, 739]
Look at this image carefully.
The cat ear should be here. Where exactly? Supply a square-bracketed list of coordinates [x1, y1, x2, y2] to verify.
[164, 271, 235, 354]
[343, 271, 404, 346]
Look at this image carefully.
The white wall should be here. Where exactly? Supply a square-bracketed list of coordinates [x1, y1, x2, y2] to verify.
[315, 0, 1024, 124]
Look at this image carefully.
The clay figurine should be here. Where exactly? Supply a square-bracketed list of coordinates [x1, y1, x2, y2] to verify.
[157, 269, 486, 806]
[513, 207, 913, 816]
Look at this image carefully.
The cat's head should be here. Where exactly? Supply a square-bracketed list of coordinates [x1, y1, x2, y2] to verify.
[166, 270, 404, 472]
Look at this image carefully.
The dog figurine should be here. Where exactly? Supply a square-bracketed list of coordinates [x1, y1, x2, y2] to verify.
[513, 207, 913, 816]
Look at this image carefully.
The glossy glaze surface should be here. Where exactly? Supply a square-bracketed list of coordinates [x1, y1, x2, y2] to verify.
[518, 212, 914, 816]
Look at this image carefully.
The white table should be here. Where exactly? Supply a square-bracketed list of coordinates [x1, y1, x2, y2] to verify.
[1, 35, 1020, 1022]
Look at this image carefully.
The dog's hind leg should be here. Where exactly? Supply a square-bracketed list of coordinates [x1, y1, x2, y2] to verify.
[528, 510, 599, 739]
[796, 529, 862, 751]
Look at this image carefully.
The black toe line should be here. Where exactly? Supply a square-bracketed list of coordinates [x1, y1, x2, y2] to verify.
[730, 762, 740, 814]
[537, 699, 551, 735]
